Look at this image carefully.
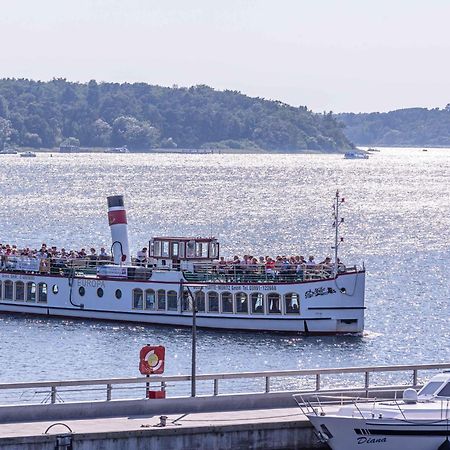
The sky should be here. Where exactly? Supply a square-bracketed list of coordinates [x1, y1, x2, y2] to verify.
[1, 0, 450, 113]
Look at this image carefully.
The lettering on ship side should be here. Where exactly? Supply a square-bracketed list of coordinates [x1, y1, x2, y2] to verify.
[208, 285, 275, 292]
[304, 287, 336, 299]
[357, 436, 387, 444]
[77, 279, 106, 289]
[0, 273, 35, 281]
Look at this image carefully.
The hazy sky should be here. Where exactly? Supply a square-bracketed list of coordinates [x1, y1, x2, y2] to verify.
[1, 0, 450, 112]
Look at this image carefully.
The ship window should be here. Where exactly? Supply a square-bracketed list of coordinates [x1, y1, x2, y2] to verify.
[37, 283, 47, 303]
[157, 289, 166, 310]
[145, 289, 155, 310]
[268, 293, 281, 314]
[153, 241, 161, 257]
[115, 289, 122, 299]
[251, 293, 265, 314]
[52, 284, 59, 295]
[419, 382, 444, 396]
[78, 286, 85, 297]
[235, 292, 248, 313]
[97, 287, 104, 298]
[161, 241, 170, 257]
[179, 242, 185, 258]
[437, 383, 450, 397]
[181, 289, 191, 311]
[167, 290, 178, 311]
[132, 289, 143, 309]
[210, 242, 218, 259]
[221, 292, 233, 313]
[285, 293, 300, 314]
[0, 281, 2, 299]
[4, 280, 13, 300]
[171, 242, 179, 257]
[27, 282, 36, 302]
[16, 282, 25, 301]
[208, 291, 219, 312]
[187, 241, 195, 258]
[195, 290, 205, 312]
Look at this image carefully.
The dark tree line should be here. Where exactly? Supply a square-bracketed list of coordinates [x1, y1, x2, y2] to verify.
[337, 106, 450, 146]
[0, 78, 353, 151]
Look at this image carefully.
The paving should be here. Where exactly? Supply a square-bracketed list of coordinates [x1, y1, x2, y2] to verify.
[0, 406, 307, 439]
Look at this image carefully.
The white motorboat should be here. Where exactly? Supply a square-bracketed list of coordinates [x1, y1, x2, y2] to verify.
[299, 371, 450, 450]
[0, 192, 365, 334]
[19, 151, 37, 157]
[344, 151, 369, 159]
[104, 146, 129, 153]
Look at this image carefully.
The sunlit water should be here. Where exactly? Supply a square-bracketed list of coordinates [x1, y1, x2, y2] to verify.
[0, 148, 448, 397]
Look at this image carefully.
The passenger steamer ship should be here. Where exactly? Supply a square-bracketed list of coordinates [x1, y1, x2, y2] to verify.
[0, 193, 366, 333]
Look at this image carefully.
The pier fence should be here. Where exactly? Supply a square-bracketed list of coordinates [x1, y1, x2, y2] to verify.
[0, 362, 448, 406]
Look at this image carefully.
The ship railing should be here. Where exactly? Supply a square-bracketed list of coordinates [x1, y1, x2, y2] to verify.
[184, 262, 359, 283]
[0, 363, 447, 406]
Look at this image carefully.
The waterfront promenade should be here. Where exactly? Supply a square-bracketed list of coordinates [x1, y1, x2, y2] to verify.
[0, 363, 448, 449]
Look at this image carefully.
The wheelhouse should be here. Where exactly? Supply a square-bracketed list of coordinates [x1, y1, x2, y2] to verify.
[149, 236, 219, 270]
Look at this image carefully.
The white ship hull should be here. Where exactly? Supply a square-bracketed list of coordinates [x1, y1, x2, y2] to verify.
[308, 415, 450, 450]
[0, 270, 365, 333]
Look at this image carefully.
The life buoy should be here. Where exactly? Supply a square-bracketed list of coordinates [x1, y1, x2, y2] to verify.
[139, 345, 165, 375]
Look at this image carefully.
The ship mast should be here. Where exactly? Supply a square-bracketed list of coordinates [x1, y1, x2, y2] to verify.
[332, 190, 345, 277]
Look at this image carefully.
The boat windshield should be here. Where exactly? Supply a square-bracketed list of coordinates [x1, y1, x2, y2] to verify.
[436, 383, 450, 398]
[418, 381, 444, 396]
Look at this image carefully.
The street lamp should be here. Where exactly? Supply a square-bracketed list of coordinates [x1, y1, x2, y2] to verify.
[183, 283, 206, 398]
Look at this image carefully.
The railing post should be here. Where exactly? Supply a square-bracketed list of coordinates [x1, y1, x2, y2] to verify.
[214, 379, 219, 396]
[413, 369, 418, 387]
[364, 371, 370, 397]
[315, 373, 321, 391]
[106, 383, 112, 401]
[265, 377, 270, 393]
[51, 386, 56, 404]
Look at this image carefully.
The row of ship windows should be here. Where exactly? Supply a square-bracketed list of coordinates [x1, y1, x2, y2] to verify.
[0, 281, 301, 315]
[0, 281, 48, 303]
[132, 289, 301, 315]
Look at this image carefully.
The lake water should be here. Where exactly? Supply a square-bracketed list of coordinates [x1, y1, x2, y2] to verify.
[0, 148, 448, 396]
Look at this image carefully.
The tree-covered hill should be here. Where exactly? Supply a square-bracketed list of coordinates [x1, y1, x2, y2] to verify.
[337, 106, 450, 147]
[0, 78, 353, 152]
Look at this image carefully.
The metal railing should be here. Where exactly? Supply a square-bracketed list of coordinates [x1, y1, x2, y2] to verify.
[0, 363, 448, 406]
[184, 263, 359, 284]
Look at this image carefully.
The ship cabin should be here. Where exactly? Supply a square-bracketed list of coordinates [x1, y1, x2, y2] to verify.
[149, 236, 219, 271]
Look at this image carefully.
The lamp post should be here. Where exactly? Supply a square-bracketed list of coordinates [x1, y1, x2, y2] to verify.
[183, 284, 205, 398]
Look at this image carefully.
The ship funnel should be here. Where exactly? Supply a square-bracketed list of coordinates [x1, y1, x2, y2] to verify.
[107, 195, 131, 265]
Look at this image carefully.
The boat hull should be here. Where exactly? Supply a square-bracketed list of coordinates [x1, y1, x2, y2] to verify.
[0, 270, 365, 333]
[308, 415, 450, 450]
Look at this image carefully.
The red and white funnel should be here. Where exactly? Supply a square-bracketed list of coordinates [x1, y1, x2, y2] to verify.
[107, 195, 131, 265]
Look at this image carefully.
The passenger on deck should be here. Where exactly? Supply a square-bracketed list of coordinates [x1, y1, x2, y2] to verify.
[136, 247, 148, 266]
[306, 255, 316, 268]
[265, 257, 276, 278]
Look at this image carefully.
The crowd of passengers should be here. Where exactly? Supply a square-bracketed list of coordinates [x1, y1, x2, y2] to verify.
[0, 243, 112, 262]
[0, 243, 347, 278]
[211, 255, 346, 278]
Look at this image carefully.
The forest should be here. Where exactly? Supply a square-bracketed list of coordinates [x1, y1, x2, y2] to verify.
[338, 106, 450, 146]
[0, 78, 353, 152]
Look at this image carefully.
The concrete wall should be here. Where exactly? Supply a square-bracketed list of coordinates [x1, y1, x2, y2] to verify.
[0, 421, 326, 450]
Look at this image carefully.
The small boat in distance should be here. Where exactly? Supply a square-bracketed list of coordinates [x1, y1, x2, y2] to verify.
[367, 147, 380, 153]
[104, 146, 129, 154]
[344, 151, 369, 159]
[19, 151, 37, 158]
[298, 371, 450, 450]
[0, 148, 18, 155]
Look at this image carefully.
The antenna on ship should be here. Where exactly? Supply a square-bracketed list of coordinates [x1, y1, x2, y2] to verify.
[332, 190, 345, 277]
